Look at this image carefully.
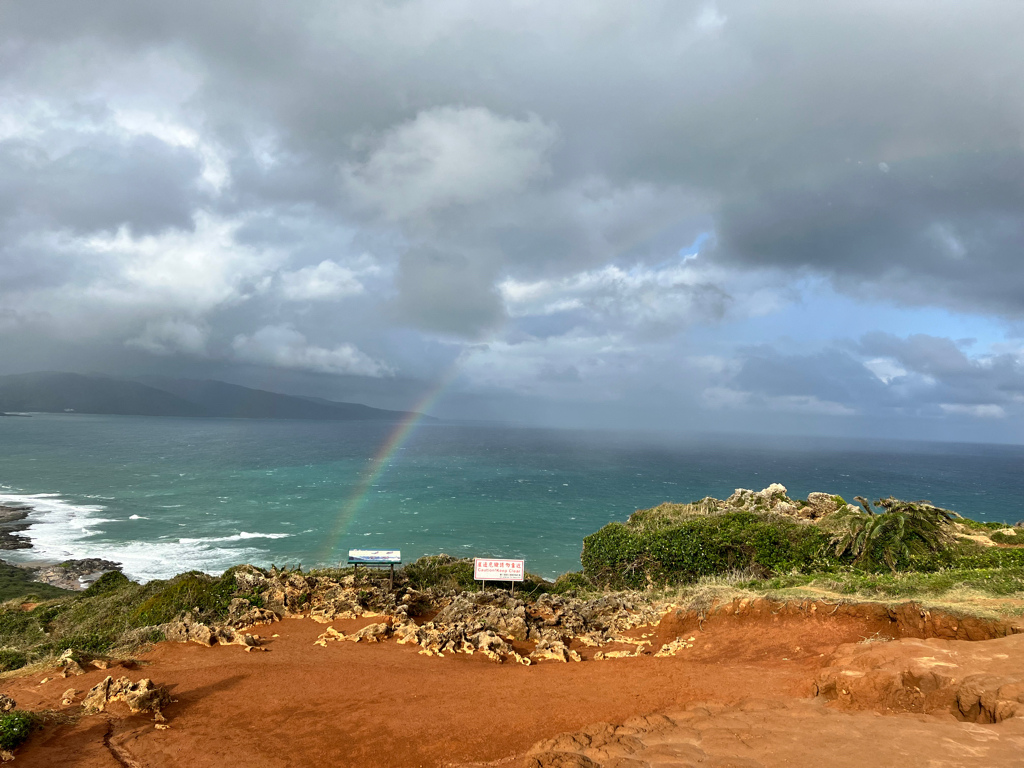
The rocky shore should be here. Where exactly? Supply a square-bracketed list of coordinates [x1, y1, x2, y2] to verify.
[25, 558, 123, 590]
[0, 504, 33, 551]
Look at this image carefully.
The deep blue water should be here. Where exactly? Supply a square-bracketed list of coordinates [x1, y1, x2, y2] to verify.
[0, 414, 1021, 581]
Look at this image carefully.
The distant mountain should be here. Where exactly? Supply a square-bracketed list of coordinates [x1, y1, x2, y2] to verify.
[0, 372, 206, 417]
[137, 377, 417, 421]
[0, 372, 424, 422]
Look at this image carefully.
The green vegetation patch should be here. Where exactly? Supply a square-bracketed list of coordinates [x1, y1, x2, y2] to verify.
[991, 529, 1024, 545]
[0, 650, 27, 673]
[0, 569, 242, 665]
[582, 511, 836, 589]
[0, 711, 33, 751]
[753, 566, 1024, 600]
[0, 561, 74, 603]
[129, 572, 235, 626]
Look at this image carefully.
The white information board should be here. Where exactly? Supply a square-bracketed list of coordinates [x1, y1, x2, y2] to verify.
[348, 549, 401, 564]
[473, 558, 525, 582]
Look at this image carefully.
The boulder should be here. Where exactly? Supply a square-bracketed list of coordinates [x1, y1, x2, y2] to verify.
[83, 676, 170, 715]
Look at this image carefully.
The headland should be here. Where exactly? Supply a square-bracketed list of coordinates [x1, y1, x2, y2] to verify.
[1, 483, 1024, 766]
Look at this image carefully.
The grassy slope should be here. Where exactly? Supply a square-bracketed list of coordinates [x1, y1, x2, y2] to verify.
[0, 561, 74, 602]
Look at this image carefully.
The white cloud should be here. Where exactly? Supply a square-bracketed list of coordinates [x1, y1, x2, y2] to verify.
[343, 106, 558, 220]
[278, 259, 375, 301]
[864, 357, 908, 384]
[939, 403, 1007, 418]
[694, 4, 727, 33]
[457, 332, 647, 399]
[6, 213, 280, 339]
[232, 325, 393, 377]
[499, 259, 729, 335]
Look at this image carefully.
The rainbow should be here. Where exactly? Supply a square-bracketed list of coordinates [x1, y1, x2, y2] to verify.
[319, 363, 461, 563]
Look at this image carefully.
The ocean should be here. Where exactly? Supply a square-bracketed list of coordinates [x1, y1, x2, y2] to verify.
[0, 413, 1022, 582]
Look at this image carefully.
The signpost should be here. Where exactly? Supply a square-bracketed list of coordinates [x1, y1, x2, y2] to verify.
[474, 558, 525, 594]
[348, 549, 401, 587]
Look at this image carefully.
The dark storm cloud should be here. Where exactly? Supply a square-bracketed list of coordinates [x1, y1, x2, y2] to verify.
[724, 334, 1024, 417]
[0, 135, 203, 236]
[2, 0, 1024, 433]
[717, 152, 1024, 316]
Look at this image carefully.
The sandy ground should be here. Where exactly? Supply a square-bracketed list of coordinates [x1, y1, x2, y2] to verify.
[3, 607, 1024, 767]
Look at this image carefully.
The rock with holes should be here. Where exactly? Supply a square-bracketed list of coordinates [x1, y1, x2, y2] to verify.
[530, 639, 581, 663]
[83, 676, 170, 715]
[0, 695, 15, 713]
[57, 648, 87, 677]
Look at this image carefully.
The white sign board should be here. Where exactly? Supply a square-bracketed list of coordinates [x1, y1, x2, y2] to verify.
[474, 558, 525, 582]
[348, 549, 401, 564]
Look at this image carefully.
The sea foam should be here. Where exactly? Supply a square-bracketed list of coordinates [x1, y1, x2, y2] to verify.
[0, 492, 292, 583]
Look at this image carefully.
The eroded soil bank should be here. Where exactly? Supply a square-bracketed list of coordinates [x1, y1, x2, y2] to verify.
[3, 599, 1024, 767]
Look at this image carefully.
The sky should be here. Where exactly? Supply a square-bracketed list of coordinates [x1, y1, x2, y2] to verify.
[2, 1, 1024, 442]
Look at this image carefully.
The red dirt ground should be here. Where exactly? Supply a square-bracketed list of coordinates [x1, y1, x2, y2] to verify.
[1, 607, 1021, 767]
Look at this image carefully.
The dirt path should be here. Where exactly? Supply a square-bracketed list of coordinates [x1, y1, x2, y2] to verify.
[3, 606, 1023, 767]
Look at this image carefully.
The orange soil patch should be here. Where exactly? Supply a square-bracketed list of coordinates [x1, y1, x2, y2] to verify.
[1, 605, 925, 768]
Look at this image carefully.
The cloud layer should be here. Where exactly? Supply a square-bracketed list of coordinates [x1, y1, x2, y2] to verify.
[1, 1, 1023, 437]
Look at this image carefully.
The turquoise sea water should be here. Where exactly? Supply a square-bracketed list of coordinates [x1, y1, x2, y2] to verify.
[0, 414, 1022, 581]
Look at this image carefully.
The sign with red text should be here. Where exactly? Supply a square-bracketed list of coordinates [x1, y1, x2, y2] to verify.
[473, 558, 525, 581]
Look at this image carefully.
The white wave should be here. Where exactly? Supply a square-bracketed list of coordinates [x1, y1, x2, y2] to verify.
[0, 493, 292, 583]
[178, 532, 292, 544]
[128, 515, 148, 520]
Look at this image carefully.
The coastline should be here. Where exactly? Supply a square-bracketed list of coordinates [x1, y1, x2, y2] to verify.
[0, 504, 34, 551]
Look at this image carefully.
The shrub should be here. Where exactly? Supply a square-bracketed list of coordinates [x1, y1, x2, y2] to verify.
[0, 711, 33, 751]
[0, 649, 26, 672]
[81, 571, 131, 598]
[582, 512, 836, 589]
[991, 530, 1024, 545]
[55, 632, 116, 654]
[400, 555, 477, 591]
[129, 572, 236, 627]
[824, 497, 959, 573]
[550, 571, 594, 594]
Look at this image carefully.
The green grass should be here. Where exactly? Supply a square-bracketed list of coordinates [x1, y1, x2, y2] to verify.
[0, 561, 74, 603]
[746, 566, 1024, 600]
[0, 569, 241, 664]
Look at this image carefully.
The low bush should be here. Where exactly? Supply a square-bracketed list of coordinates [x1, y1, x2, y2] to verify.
[81, 571, 131, 597]
[991, 530, 1024, 545]
[550, 571, 594, 594]
[128, 572, 236, 626]
[0, 649, 26, 672]
[582, 512, 837, 589]
[0, 711, 33, 751]
[400, 555, 477, 591]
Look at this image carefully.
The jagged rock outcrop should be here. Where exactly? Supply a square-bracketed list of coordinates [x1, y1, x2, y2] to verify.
[226, 598, 279, 629]
[163, 613, 259, 648]
[82, 676, 170, 716]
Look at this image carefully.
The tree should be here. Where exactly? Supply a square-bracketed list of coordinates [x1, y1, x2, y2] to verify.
[825, 497, 959, 572]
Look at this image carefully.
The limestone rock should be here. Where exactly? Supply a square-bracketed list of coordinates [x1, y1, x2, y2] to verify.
[83, 676, 170, 715]
[531, 639, 581, 663]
